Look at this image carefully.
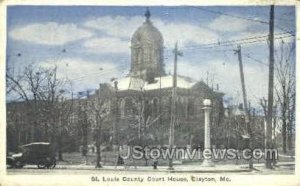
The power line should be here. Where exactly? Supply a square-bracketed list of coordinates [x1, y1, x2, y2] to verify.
[187, 32, 292, 48]
[181, 32, 293, 50]
[193, 7, 269, 24]
[192, 7, 294, 35]
[171, 34, 293, 53]
[66, 33, 293, 83]
[242, 53, 268, 66]
[71, 64, 129, 81]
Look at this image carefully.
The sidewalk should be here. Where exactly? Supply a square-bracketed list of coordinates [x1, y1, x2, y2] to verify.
[54, 164, 252, 173]
[54, 161, 295, 173]
[12, 161, 295, 174]
[240, 162, 295, 168]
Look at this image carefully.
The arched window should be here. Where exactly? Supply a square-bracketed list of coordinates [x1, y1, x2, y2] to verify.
[124, 97, 138, 118]
[187, 98, 195, 117]
[119, 99, 125, 117]
[195, 99, 202, 115]
[177, 96, 185, 117]
[152, 98, 159, 116]
[182, 97, 189, 118]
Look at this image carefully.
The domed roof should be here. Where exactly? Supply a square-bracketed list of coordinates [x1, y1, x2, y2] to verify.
[131, 9, 163, 47]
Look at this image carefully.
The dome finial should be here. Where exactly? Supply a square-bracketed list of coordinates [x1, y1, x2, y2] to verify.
[145, 7, 151, 21]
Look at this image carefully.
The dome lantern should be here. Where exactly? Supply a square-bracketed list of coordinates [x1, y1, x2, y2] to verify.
[145, 7, 151, 22]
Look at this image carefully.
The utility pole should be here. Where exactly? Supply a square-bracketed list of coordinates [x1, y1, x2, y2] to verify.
[235, 45, 250, 125]
[266, 5, 275, 169]
[82, 90, 89, 163]
[113, 80, 120, 168]
[159, 50, 163, 146]
[95, 84, 102, 168]
[168, 42, 182, 170]
[234, 45, 253, 169]
[206, 71, 209, 86]
[113, 81, 118, 150]
[57, 96, 64, 161]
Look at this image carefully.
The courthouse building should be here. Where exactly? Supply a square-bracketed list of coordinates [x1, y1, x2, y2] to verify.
[86, 9, 225, 147]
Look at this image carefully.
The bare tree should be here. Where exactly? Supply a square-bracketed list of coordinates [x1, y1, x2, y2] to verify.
[259, 98, 268, 120]
[6, 63, 74, 159]
[130, 90, 160, 144]
[77, 99, 89, 157]
[129, 89, 160, 165]
[87, 87, 110, 168]
[274, 41, 295, 153]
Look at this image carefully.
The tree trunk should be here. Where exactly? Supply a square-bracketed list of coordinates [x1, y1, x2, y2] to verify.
[16, 119, 20, 147]
[58, 135, 63, 161]
[287, 133, 292, 151]
[82, 112, 88, 156]
[287, 120, 292, 150]
[287, 103, 293, 151]
[44, 122, 49, 141]
[30, 122, 35, 142]
[57, 114, 64, 161]
[95, 140, 102, 168]
[95, 113, 102, 168]
[282, 120, 287, 153]
[82, 128, 88, 156]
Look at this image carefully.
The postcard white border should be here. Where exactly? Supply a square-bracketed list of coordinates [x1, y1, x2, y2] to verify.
[0, 1, 299, 186]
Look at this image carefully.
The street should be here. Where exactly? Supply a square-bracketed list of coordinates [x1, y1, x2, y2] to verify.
[7, 163, 295, 175]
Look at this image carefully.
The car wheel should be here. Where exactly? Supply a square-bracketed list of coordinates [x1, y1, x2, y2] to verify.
[37, 160, 47, 169]
[46, 158, 56, 169]
[50, 159, 56, 169]
[14, 160, 23, 169]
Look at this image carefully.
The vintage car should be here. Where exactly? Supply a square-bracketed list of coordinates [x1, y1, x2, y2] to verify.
[7, 142, 56, 169]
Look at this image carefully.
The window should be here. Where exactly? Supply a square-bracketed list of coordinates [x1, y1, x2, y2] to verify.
[125, 98, 134, 116]
[152, 98, 159, 116]
[119, 99, 125, 117]
[187, 99, 195, 117]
